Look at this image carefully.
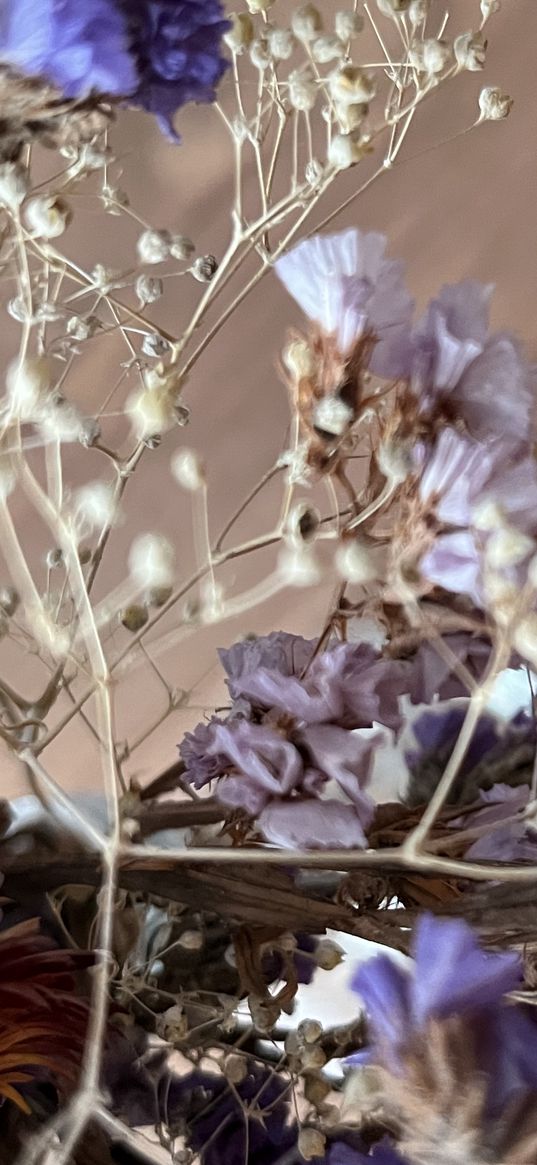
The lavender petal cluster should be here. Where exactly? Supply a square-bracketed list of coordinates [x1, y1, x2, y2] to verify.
[180, 632, 411, 849]
[0, 0, 230, 136]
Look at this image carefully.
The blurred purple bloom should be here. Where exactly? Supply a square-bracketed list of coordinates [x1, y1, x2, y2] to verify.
[0, 0, 138, 97]
[411, 281, 535, 448]
[409, 634, 490, 704]
[0, 0, 230, 137]
[454, 782, 537, 862]
[275, 229, 414, 379]
[352, 914, 528, 1098]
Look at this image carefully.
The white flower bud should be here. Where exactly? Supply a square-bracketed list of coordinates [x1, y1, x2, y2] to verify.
[24, 195, 72, 238]
[156, 1004, 188, 1042]
[0, 163, 29, 209]
[478, 86, 513, 120]
[223, 1054, 248, 1084]
[472, 498, 505, 531]
[137, 228, 172, 265]
[266, 26, 295, 60]
[408, 0, 429, 22]
[7, 297, 28, 322]
[250, 36, 271, 69]
[129, 534, 175, 590]
[376, 0, 410, 14]
[291, 4, 323, 41]
[454, 31, 486, 71]
[67, 314, 101, 340]
[335, 11, 364, 39]
[0, 586, 19, 616]
[6, 356, 53, 421]
[312, 34, 344, 63]
[177, 929, 204, 950]
[171, 234, 195, 261]
[91, 264, 118, 290]
[135, 274, 163, 305]
[191, 254, 218, 282]
[336, 540, 377, 584]
[410, 38, 452, 74]
[486, 528, 534, 569]
[481, 0, 501, 19]
[329, 65, 375, 106]
[247, 0, 273, 10]
[74, 481, 118, 532]
[171, 447, 206, 491]
[278, 544, 322, 587]
[514, 614, 537, 669]
[328, 132, 363, 169]
[304, 1074, 331, 1105]
[283, 339, 316, 380]
[305, 158, 324, 186]
[315, 938, 344, 969]
[39, 396, 86, 443]
[297, 1018, 323, 1044]
[298, 1129, 326, 1160]
[287, 502, 321, 544]
[224, 12, 254, 52]
[377, 440, 412, 484]
[313, 394, 353, 435]
[141, 333, 170, 358]
[288, 68, 317, 112]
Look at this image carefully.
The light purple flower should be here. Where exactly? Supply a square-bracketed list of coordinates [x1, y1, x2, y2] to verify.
[411, 281, 535, 447]
[204, 719, 303, 815]
[218, 631, 316, 700]
[275, 229, 414, 379]
[258, 798, 369, 849]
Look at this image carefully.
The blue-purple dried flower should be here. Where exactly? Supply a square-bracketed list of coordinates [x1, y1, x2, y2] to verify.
[0, 0, 230, 137]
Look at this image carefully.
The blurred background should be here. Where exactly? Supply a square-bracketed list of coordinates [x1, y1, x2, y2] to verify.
[2, 0, 537, 799]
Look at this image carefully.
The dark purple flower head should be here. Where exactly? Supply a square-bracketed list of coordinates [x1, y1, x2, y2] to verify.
[0, 0, 230, 137]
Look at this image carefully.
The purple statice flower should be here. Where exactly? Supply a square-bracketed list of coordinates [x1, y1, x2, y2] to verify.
[410, 280, 536, 449]
[125, 0, 231, 136]
[0, 0, 230, 137]
[452, 782, 537, 862]
[275, 229, 414, 379]
[404, 701, 535, 806]
[0, 0, 138, 98]
[408, 633, 491, 705]
[351, 913, 537, 1114]
[218, 631, 316, 700]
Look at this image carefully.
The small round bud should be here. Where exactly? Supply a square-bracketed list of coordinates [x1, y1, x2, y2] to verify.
[514, 614, 537, 669]
[129, 533, 175, 590]
[79, 417, 101, 449]
[171, 448, 206, 491]
[250, 36, 271, 70]
[305, 158, 324, 186]
[78, 546, 92, 565]
[297, 1018, 323, 1044]
[145, 584, 173, 608]
[312, 34, 344, 63]
[291, 4, 323, 41]
[288, 69, 317, 112]
[170, 234, 195, 261]
[0, 586, 19, 616]
[304, 1074, 331, 1105]
[266, 26, 295, 60]
[478, 85, 513, 120]
[298, 1129, 326, 1160]
[408, 0, 429, 22]
[24, 195, 72, 238]
[301, 1045, 327, 1070]
[7, 297, 28, 323]
[328, 132, 363, 169]
[156, 1004, 188, 1042]
[377, 440, 412, 484]
[246, 0, 274, 11]
[142, 333, 170, 358]
[485, 527, 534, 570]
[137, 228, 172, 265]
[120, 604, 149, 632]
[224, 12, 254, 53]
[285, 1030, 301, 1056]
[287, 502, 320, 544]
[135, 274, 163, 306]
[454, 31, 486, 71]
[282, 339, 316, 379]
[315, 938, 344, 970]
[313, 394, 353, 435]
[336, 540, 377, 584]
[410, 38, 452, 74]
[0, 163, 29, 209]
[335, 10, 364, 39]
[330, 65, 375, 106]
[67, 314, 101, 341]
[481, 0, 501, 18]
[191, 254, 218, 282]
[177, 929, 204, 951]
[46, 548, 64, 570]
[376, 0, 410, 14]
[223, 1054, 248, 1084]
[6, 356, 53, 421]
[75, 481, 118, 532]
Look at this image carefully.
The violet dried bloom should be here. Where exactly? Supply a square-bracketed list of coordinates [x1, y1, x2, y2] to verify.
[454, 782, 537, 862]
[275, 228, 414, 379]
[411, 281, 535, 448]
[218, 631, 316, 700]
[0, 0, 230, 137]
[352, 913, 537, 1112]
